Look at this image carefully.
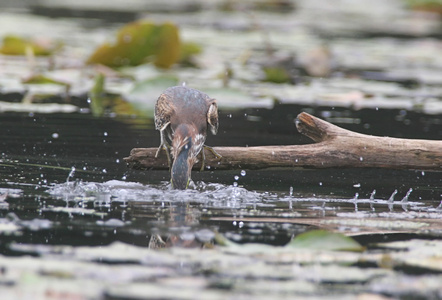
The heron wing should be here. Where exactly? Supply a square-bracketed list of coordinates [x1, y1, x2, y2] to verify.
[155, 93, 175, 131]
[206, 99, 219, 135]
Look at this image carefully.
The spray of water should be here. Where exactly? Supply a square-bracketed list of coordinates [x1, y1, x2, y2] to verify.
[388, 189, 398, 203]
[401, 188, 413, 203]
[369, 189, 376, 201]
[66, 167, 76, 183]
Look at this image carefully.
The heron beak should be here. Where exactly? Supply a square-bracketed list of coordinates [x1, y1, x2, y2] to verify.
[171, 141, 192, 189]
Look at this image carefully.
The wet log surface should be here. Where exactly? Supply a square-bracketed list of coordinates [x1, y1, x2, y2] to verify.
[124, 112, 442, 171]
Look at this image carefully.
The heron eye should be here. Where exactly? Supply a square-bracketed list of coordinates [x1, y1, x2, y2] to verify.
[184, 144, 189, 150]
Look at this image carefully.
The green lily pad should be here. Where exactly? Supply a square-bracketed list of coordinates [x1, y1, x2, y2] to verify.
[23, 74, 70, 87]
[130, 76, 179, 95]
[263, 67, 291, 83]
[87, 20, 181, 69]
[0, 35, 59, 56]
[89, 73, 106, 117]
[179, 41, 202, 67]
[88, 73, 150, 117]
[287, 230, 364, 252]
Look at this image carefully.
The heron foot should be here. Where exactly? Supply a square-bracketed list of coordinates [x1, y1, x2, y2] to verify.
[199, 145, 222, 171]
[155, 145, 172, 169]
[204, 145, 222, 159]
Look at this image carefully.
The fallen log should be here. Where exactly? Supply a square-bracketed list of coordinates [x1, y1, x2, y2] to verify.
[124, 112, 442, 171]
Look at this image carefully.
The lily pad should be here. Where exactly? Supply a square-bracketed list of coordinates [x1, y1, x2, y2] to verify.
[287, 230, 364, 252]
[87, 20, 181, 69]
[23, 74, 70, 87]
[88, 73, 153, 117]
[0, 35, 59, 56]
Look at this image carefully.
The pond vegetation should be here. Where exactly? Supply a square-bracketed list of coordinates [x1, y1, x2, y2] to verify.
[0, 0, 441, 299]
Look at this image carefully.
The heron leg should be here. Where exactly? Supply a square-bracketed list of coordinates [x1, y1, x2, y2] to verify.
[199, 148, 205, 171]
[199, 145, 222, 171]
[204, 145, 222, 159]
[155, 130, 172, 169]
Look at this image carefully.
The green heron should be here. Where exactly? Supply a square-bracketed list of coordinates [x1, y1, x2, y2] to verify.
[154, 86, 220, 189]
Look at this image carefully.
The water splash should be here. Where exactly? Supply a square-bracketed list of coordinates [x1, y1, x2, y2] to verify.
[388, 189, 398, 203]
[352, 193, 359, 212]
[436, 201, 442, 212]
[369, 189, 376, 201]
[401, 188, 413, 203]
[48, 180, 265, 209]
[66, 167, 76, 183]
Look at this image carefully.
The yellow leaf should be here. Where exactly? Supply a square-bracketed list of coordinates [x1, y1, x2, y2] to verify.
[0, 35, 58, 56]
[87, 21, 181, 69]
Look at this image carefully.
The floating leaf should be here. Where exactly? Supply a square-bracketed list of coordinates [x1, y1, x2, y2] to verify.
[87, 21, 181, 69]
[179, 41, 202, 67]
[0, 35, 58, 56]
[263, 67, 291, 83]
[89, 73, 106, 117]
[403, 0, 442, 14]
[287, 230, 364, 252]
[130, 76, 179, 95]
[88, 73, 149, 117]
[23, 74, 70, 87]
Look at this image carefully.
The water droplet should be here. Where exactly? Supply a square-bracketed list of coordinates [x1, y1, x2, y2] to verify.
[121, 175, 127, 180]
[421, 171, 425, 176]
[233, 221, 237, 226]
[83, 166, 87, 171]
[182, 81, 187, 86]
[116, 159, 120, 163]
[234, 175, 239, 180]
[359, 157, 363, 161]
[353, 183, 361, 188]
[104, 132, 108, 137]
[240, 170, 246, 176]
[87, 98, 91, 104]
[102, 169, 107, 174]
[227, 114, 232, 118]
[52, 133, 59, 139]
[233, 182, 238, 187]
[238, 221, 244, 228]
[319, 182, 322, 186]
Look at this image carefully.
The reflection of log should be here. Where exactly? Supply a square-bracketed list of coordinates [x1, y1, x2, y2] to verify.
[124, 112, 442, 171]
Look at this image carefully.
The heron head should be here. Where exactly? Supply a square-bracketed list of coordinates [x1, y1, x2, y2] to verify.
[170, 124, 202, 189]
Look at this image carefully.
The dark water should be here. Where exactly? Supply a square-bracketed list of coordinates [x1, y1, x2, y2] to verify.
[0, 104, 441, 257]
[0, 3, 441, 298]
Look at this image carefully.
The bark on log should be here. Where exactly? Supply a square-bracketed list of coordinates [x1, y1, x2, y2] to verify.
[124, 112, 442, 171]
